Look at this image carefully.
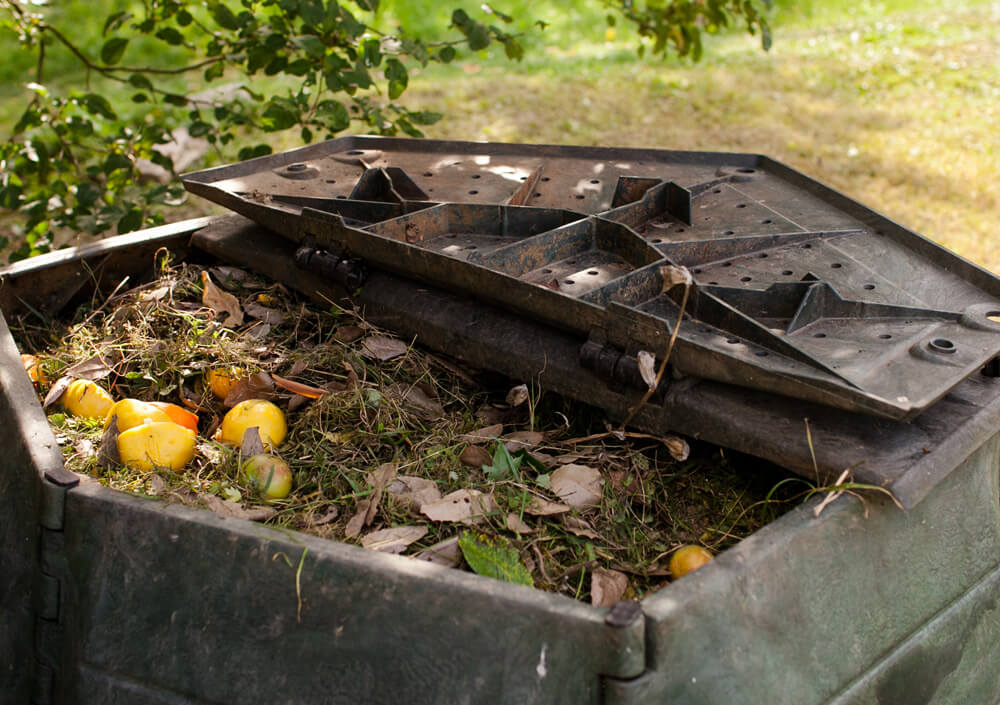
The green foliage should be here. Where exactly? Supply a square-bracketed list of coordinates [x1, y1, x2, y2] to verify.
[0, 0, 772, 262]
[458, 530, 533, 586]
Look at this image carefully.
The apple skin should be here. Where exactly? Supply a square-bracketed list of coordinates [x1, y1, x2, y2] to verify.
[243, 454, 292, 500]
[669, 545, 713, 579]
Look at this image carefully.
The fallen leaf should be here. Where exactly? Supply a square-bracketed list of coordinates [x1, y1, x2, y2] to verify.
[303, 507, 339, 527]
[564, 515, 601, 539]
[525, 496, 571, 516]
[361, 335, 408, 361]
[361, 525, 428, 554]
[386, 382, 444, 420]
[140, 285, 171, 303]
[664, 435, 690, 462]
[148, 474, 167, 496]
[504, 430, 545, 452]
[43, 376, 73, 409]
[506, 513, 534, 534]
[240, 426, 266, 457]
[415, 536, 461, 567]
[476, 404, 522, 426]
[97, 417, 120, 470]
[345, 463, 397, 538]
[209, 266, 248, 287]
[245, 322, 272, 341]
[460, 424, 504, 444]
[223, 372, 276, 407]
[637, 350, 657, 390]
[334, 325, 365, 343]
[506, 384, 529, 407]
[200, 271, 244, 326]
[287, 395, 309, 413]
[387, 476, 441, 510]
[344, 499, 371, 539]
[458, 531, 533, 586]
[245, 302, 286, 326]
[65, 354, 114, 381]
[591, 568, 629, 607]
[421, 489, 498, 525]
[287, 359, 309, 377]
[459, 445, 492, 468]
[272, 374, 327, 400]
[199, 493, 276, 521]
[343, 361, 360, 390]
[550, 464, 603, 508]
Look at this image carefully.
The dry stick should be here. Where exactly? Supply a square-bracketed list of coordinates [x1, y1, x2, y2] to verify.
[70, 276, 131, 335]
[620, 279, 691, 429]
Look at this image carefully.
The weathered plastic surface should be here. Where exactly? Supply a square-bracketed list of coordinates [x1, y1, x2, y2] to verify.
[2, 218, 1000, 705]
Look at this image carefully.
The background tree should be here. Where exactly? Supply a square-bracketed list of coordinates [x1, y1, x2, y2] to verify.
[0, 0, 771, 261]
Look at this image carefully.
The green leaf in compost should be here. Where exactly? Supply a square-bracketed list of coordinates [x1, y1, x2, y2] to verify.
[458, 531, 533, 586]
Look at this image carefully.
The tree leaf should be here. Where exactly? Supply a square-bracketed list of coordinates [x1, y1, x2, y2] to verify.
[361, 525, 428, 553]
[360, 335, 407, 361]
[101, 37, 129, 65]
[458, 531, 533, 586]
[591, 567, 629, 607]
[421, 489, 498, 524]
[200, 271, 244, 326]
[550, 463, 603, 507]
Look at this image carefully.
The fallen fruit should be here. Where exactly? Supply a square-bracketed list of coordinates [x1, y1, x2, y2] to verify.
[207, 367, 246, 400]
[242, 454, 293, 500]
[21, 354, 49, 386]
[218, 399, 287, 449]
[149, 401, 199, 431]
[104, 399, 172, 432]
[61, 379, 115, 420]
[117, 421, 197, 471]
[669, 544, 713, 579]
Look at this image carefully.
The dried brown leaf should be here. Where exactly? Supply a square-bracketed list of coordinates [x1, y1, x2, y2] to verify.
[550, 464, 604, 508]
[659, 264, 693, 291]
[200, 271, 244, 326]
[524, 497, 571, 516]
[43, 376, 73, 409]
[240, 426, 266, 457]
[506, 383, 529, 407]
[64, 354, 114, 381]
[386, 383, 444, 420]
[591, 568, 629, 607]
[460, 424, 504, 444]
[272, 374, 327, 400]
[333, 325, 365, 343]
[504, 431, 545, 452]
[148, 474, 168, 496]
[209, 265, 248, 287]
[663, 435, 690, 462]
[415, 536, 462, 567]
[199, 493, 276, 521]
[361, 526, 429, 554]
[387, 476, 442, 510]
[344, 499, 371, 539]
[245, 302, 286, 326]
[420, 489, 498, 525]
[637, 350, 657, 390]
[223, 372, 276, 407]
[459, 445, 492, 468]
[361, 335, 408, 361]
[287, 359, 309, 377]
[505, 513, 535, 534]
[563, 516, 601, 539]
[97, 419, 120, 470]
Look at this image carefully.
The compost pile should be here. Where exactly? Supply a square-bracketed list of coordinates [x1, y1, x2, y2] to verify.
[15, 255, 798, 604]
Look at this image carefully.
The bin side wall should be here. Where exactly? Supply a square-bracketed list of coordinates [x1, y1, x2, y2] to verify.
[609, 433, 1000, 705]
[56, 485, 641, 705]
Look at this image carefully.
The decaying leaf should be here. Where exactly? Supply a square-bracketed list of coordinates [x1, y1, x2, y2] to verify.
[346, 463, 397, 538]
[361, 335, 408, 361]
[200, 271, 244, 326]
[344, 499, 372, 539]
[460, 424, 504, 444]
[333, 325, 365, 343]
[506, 513, 534, 534]
[386, 383, 444, 420]
[458, 531, 533, 586]
[525, 496, 571, 516]
[659, 264, 693, 291]
[199, 493, 276, 521]
[504, 431, 545, 452]
[564, 515, 601, 539]
[223, 372, 276, 407]
[303, 507, 339, 528]
[43, 376, 73, 409]
[663, 435, 690, 462]
[209, 265, 248, 287]
[64, 354, 114, 381]
[459, 445, 492, 468]
[637, 350, 657, 390]
[421, 489, 498, 525]
[361, 526, 428, 554]
[245, 301, 286, 326]
[550, 463, 604, 508]
[591, 568, 629, 607]
[240, 426, 266, 457]
[415, 536, 461, 567]
[148, 474, 167, 496]
[97, 418, 120, 470]
[272, 374, 327, 400]
[387, 475, 441, 510]
[506, 383, 529, 407]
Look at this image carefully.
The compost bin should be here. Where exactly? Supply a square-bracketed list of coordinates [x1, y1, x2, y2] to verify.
[2, 137, 1000, 705]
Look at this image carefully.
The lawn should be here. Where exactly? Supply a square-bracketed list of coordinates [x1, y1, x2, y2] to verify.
[1, 0, 998, 271]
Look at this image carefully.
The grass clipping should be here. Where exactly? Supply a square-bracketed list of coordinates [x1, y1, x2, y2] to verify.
[17, 259, 801, 603]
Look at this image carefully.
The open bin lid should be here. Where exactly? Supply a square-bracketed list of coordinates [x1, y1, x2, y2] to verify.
[182, 136, 1000, 422]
